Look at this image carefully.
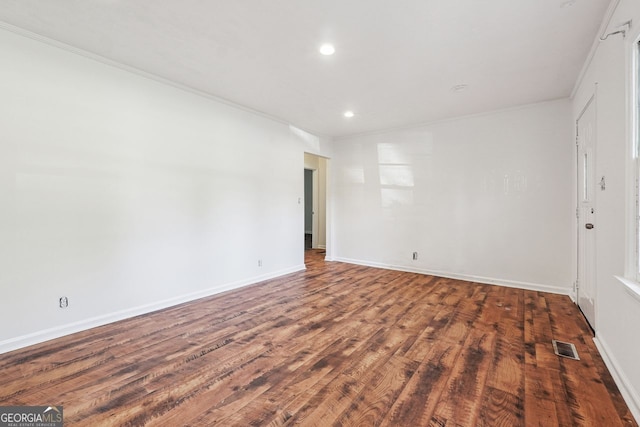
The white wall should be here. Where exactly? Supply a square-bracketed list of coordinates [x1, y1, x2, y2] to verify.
[332, 99, 573, 293]
[0, 27, 330, 353]
[572, 0, 640, 420]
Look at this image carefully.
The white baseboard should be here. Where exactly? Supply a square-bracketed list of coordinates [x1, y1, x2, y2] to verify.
[332, 257, 571, 296]
[0, 264, 305, 355]
[594, 336, 640, 424]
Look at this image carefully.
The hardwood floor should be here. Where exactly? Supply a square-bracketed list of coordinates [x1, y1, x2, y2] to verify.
[0, 250, 636, 426]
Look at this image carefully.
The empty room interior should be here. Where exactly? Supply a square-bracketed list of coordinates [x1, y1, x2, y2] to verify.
[2, 0, 640, 425]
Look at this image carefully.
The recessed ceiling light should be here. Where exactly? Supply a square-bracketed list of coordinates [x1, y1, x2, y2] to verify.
[319, 43, 335, 56]
[451, 84, 468, 92]
[344, 110, 355, 118]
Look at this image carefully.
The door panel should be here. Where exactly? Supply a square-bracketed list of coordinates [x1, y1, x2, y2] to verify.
[577, 96, 596, 329]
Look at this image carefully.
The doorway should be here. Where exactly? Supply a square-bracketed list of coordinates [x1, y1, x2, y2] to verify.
[576, 95, 597, 330]
[304, 153, 327, 252]
[304, 168, 314, 249]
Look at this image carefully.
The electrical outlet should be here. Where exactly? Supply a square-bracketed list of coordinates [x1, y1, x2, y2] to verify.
[59, 296, 69, 308]
[412, 252, 418, 261]
[258, 259, 262, 267]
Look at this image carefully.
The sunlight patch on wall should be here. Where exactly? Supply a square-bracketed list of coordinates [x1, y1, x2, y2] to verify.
[377, 142, 412, 164]
[381, 188, 414, 208]
[343, 167, 365, 184]
[377, 142, 416, 209]
[379, 165, 414, 187]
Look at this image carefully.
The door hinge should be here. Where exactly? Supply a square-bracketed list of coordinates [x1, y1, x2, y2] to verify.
[576, 208, 579, 219]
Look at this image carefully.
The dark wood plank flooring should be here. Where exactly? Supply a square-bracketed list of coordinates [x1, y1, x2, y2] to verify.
[0, 250, 636, 426]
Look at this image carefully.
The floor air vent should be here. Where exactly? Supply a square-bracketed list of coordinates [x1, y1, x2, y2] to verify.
[552, 340, 580, 360]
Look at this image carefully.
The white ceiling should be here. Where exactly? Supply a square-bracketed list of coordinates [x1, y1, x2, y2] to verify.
[0, 0, 610, 138]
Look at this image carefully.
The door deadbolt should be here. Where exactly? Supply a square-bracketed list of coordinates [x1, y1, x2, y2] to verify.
[585, 223, 594, 229]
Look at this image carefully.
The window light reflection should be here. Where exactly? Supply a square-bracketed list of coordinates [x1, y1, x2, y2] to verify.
[344, 167, 365, 184]
[381, 188, 414, 208]
[378, 165, 414, 187]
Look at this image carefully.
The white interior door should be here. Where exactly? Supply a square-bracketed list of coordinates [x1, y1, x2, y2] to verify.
[577, 96, 597, 329]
